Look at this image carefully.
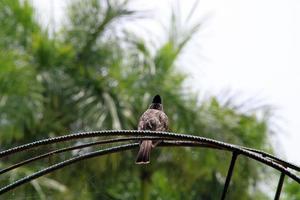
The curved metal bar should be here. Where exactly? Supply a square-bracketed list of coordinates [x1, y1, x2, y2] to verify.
[241, 146, 300, 172]
[0, 130, 230, 158]
[0, 137, 162, 175]
[0, 130, 296, 170]
[0, 139, 221, 176]
[0, 142, 240, 195]
[0, 143, 139, 195]
[0, 130, 299, 183]
[0, 131, 169, 158]
[161, 140, 223, 149]
[0, 140, 299, 195]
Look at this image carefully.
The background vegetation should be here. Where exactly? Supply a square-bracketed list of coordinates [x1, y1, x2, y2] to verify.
[0, 0, 298, 199]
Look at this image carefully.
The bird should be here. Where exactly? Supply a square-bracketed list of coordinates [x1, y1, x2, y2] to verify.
[135, 94, 168, 164]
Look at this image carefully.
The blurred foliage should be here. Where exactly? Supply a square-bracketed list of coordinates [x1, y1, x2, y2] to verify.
[282, 177, 300, 200]
[0, 0, 296, 199]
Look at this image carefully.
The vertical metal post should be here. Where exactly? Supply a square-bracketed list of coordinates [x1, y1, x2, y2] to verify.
[221, 152, 238, 200]
[274, 172, 285, 200]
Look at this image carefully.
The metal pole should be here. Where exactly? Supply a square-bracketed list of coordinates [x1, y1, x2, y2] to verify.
[274, 172, 285, 200]
[221, 152, 238, 200]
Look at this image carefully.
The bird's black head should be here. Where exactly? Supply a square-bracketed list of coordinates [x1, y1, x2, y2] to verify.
[149, 95, 163, 110]
[152, 95, 161, 104]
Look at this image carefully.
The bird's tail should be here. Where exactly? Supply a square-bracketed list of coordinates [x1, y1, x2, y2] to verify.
[136, 140, 152, 164]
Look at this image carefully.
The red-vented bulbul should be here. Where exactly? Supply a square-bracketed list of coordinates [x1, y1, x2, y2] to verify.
[135, 95, 168, 164]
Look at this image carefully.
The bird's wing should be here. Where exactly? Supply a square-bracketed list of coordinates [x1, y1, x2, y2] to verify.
[138, 109, 158, 130]
[158, 111, 168, 131]
[138, 109, 153, 130]
[138, 115, 145, 130]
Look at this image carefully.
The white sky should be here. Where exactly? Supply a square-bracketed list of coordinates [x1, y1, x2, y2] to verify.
[31, 0, 300, 165]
